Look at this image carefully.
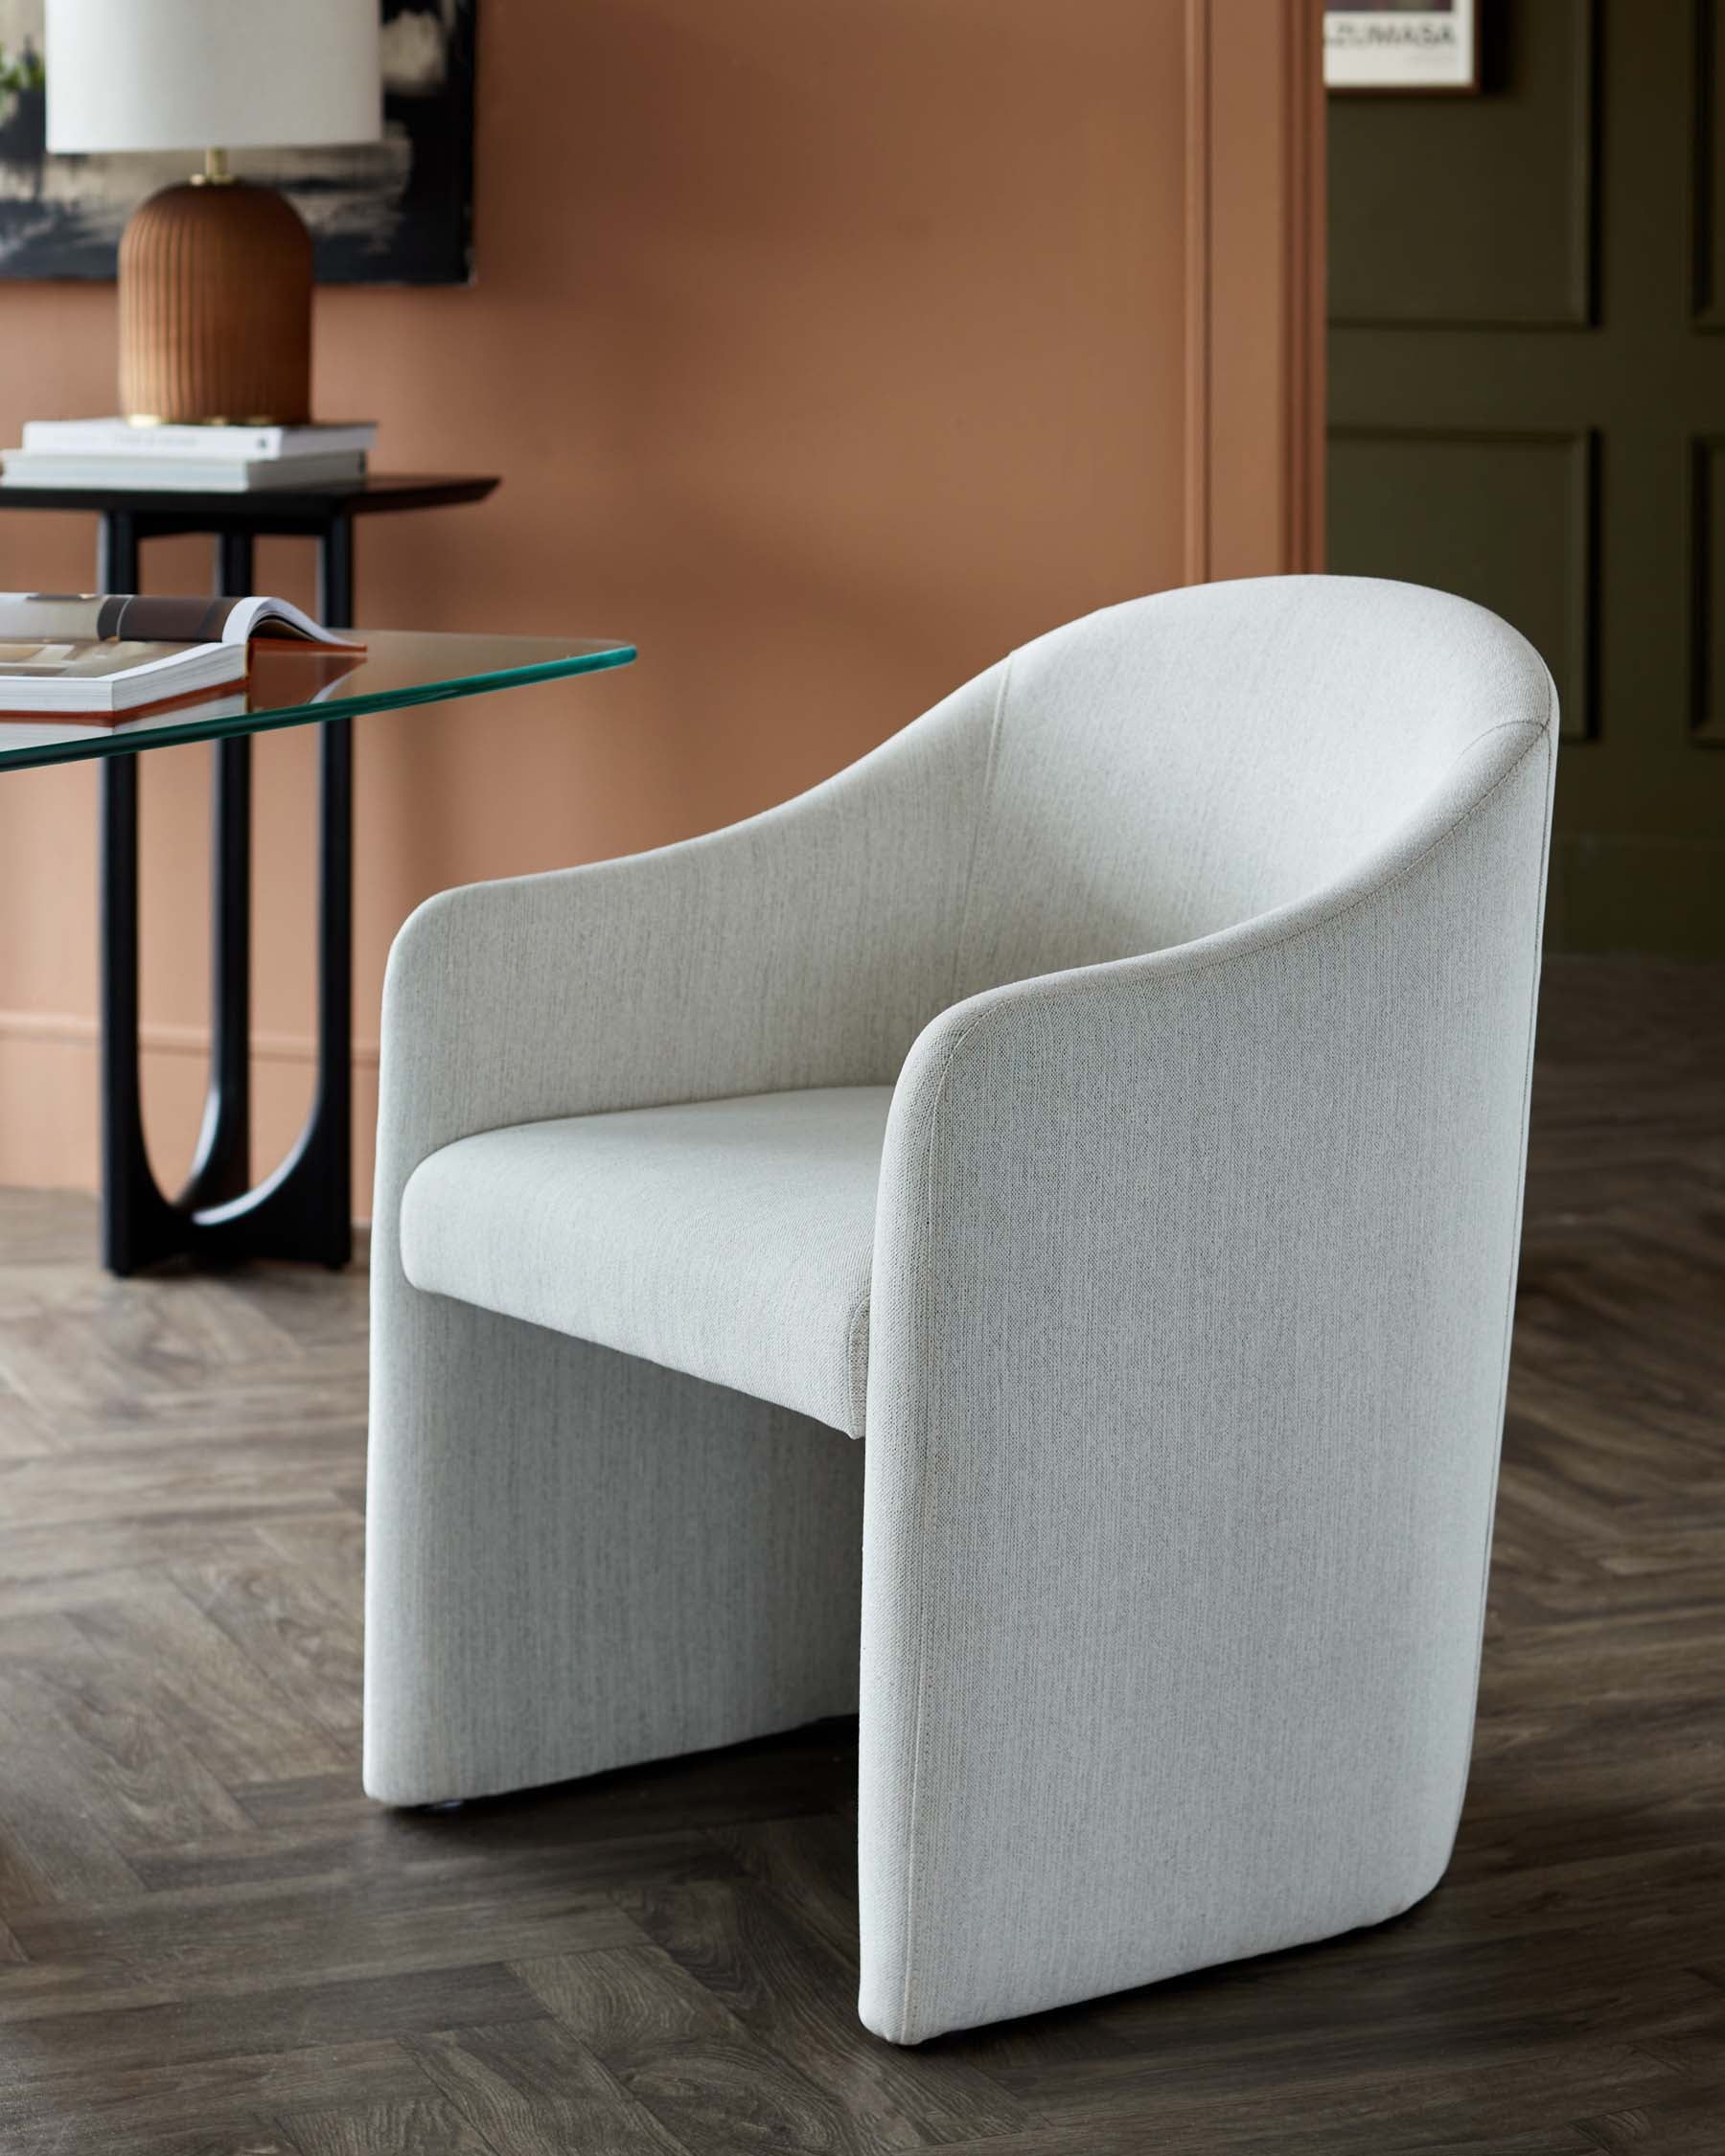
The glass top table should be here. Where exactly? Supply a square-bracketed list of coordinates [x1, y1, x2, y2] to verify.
[0, 628, 636, 772]
[0, 626, 637, 1276]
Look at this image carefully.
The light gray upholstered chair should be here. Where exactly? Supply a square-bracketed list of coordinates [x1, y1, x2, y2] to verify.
[365, 576, 1557, 2044]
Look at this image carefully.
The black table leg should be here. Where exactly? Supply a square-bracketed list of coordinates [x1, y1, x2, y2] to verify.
[97, 511, 172, 1273]
[96, 508, 136, 594]
[100, 751, 180, 1273]
[310, 513, 355, 1263]
[179, 530, 255, 1214]
[319, 513, 354, 630]
[97, 508, 356, 1273]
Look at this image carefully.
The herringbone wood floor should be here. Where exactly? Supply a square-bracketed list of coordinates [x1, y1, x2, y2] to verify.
[0, 955, 1717, 2155]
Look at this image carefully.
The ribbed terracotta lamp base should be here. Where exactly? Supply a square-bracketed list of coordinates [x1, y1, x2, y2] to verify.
[119, 178, 313, 426]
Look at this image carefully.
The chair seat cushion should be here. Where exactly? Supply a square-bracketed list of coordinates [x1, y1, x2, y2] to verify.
[399, 1087, 892, 1437]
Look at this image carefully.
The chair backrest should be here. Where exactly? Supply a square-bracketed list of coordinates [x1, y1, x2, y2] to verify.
[952, 576, 1555, 999]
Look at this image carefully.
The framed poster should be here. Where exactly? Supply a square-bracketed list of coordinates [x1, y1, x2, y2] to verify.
[0, 0, 475, 284]
[1324, 0, 1481, 94]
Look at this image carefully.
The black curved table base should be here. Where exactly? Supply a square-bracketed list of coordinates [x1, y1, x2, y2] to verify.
[99, 724, 354, 1276]
[96, 511, 354, 1275]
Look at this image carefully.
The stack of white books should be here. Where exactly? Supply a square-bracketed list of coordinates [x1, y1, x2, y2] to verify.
[0, 419, 378, 493]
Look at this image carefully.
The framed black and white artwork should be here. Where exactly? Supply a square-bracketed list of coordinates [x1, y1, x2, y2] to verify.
[0, 0, 475, 283]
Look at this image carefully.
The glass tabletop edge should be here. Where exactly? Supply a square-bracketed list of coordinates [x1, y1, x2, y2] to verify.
[0, 640, 638, 774]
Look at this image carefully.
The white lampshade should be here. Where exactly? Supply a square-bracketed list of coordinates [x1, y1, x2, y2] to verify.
[44, 0, 381, 155]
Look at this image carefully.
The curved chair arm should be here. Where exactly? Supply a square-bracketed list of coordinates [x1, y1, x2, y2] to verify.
[365, 669, 1001, 1812]
[371, 664, 1002, 1250]
[857, 712, 1556, 2043]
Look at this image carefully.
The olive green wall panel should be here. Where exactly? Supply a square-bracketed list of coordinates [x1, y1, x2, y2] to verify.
[1690, 437, 1725, 743]
[1331, 1, 1725, 957]
[1328, 0, 1596, 329]
[1328, 427, 1596, 744]
[1549, 833, 1725, 958]
[1692, 0, 1725, 326]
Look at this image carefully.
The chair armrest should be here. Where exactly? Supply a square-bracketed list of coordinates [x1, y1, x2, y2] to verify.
[857, 716, 1554, 2039]
[372, 663, 1001, 1260]
[870, 716, 1554, 1404]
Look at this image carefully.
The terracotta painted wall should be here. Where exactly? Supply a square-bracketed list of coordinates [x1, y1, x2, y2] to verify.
[0, 0, 1323, 1207]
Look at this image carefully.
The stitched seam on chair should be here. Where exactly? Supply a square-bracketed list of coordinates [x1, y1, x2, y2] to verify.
[1444, 669, 1558, 1857]
[1452, 716, 1548, 752]
[949, 654, 1014, 1009]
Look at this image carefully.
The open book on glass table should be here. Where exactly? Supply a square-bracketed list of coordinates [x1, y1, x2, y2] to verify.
[0, 592, 360, 721]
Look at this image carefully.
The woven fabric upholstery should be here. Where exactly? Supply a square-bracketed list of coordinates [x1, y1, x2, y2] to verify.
[400, 1088, 890, 1436]
[365, 576, 1557, 2046]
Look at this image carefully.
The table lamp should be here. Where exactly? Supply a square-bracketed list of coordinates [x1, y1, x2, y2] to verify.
[44, 0, 381, 426]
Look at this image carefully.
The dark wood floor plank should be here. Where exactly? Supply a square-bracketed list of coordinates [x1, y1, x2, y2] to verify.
[0, 1514, 320, 1597]
[0, 1958, 167, 2029]
[70, 1571, 347, 1788]
[1576, 2082, 1725, 2153]
[1074, 1936, 1715, 2076]
[920, 2123, 1604, 2156]
[0, 1369, 55, 1459]
[86, 2131, 300, 2156]
[0, 1964, 545, 2083]
[987, 2024, 1684, 2142]
[127, 1816, 744, 1900]
[0, 2037, 428, 2156]
[278, 2096, 501, 2156]
[166, 1556, 365, 1749]
[630, 1875, 1030, 2145]
[708, 1812, 863, 1969]
[9, 1869, 645, 2000]
[517, 1944, 862, 2155]
[0, 1609, 248, 1901]
[30, 1377, 365, 1455]
[251, 1516, 368, 1632]
[404, 2018, 691, 2156]
[0, 1434, 363, 1534]
[920, 2052, 1678, 2154]
[0, 1277, 306, 1441]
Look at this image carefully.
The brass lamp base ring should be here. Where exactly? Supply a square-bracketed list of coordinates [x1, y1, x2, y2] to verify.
[126, 414, 296, 429]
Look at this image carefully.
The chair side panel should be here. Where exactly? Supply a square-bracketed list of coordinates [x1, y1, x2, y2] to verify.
[860, 723, 1554, 2042]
